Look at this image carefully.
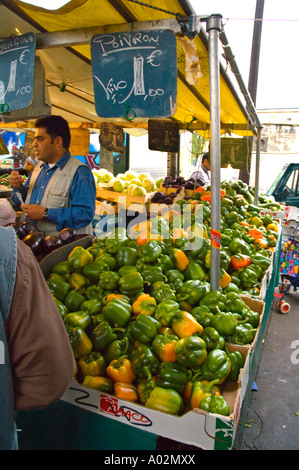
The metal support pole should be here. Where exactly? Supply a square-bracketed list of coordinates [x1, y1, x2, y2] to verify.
[206, 14, 222, 291]
[254, 127, 263, 205]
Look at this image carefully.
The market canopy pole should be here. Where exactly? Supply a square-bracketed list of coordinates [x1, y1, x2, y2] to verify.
[205, 14, 222, 291]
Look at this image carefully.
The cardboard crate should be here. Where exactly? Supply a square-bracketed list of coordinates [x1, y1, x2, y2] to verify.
[39, 239, 265, 450]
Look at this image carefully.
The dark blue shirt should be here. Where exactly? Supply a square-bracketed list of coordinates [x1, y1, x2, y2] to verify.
[12, 152, 96, 231]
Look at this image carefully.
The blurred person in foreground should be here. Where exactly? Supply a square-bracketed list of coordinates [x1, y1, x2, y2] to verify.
[190, 152, 211, 187]
[0, 226, 75, 449]
[10, 115, 96, 236]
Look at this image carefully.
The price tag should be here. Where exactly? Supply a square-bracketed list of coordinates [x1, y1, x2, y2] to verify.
[0, 32, 35, 112]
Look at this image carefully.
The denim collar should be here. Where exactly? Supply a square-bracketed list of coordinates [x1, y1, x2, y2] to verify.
[40, 151, 71, 171]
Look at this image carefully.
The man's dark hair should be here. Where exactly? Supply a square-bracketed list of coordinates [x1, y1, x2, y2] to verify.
[202, 152, 209, 163]
[35, 115, 71, 150]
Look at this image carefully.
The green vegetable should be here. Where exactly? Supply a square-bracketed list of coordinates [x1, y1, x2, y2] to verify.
[130, 343, 160, 379]
[119, 271, 144, 297]
[200, 349, 231, 384]
[210, 307, 237, 337]
[90, 321, 118, 350]
[174, 336, 207, 368]
[67, 246, 93, 271]
[47, 273, 70, 302]
[145, 387, 183, 415]
[156, 361, 190, 395]
[64, 289, 85, 312]
[139, 240, 162, 262]
[127, 313, 161, 344]
[177, 280, 210, 306]
[199, 393, 230, 416]
[64, 311, 91, 330]
[201, 327, 225, 351]
[153, 299, 180, 326]
[150, 281, 177, 304]
[102, 298, 131, 327]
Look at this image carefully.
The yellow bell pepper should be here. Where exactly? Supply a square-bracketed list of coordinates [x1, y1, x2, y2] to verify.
[171, 311, 203, 338]
[106, 357, 136, 384]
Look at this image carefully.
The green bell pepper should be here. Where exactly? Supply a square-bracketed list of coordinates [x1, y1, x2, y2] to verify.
[210, 307, 237, 337]
[200, 349, 231, 384]
[118, 265, 138, 277]
[99, 270, 120, 291]
[142, 265, 165, 284]
[116, 246, 138, 266]
[238, 267, 259, 289]
[64, 289, 85, 312]
[158, 254, 174, 272]
[224, 211, 241, 226]
[229, 237, 251, 256]
[139, 240, 162, 262]
[51, 261, 71, 279]
[187, 236, 209, 260]
[177, 280, 210, 306]
[64, 311, 91, 330]
[250, 253, 271, 271]
[67, 246, 93, 271]
[201, 327, 225, 351]
[130, 343, 160, 379]
[82, 261, 109, 281]
[145, 387, 183, 415]
[94, 251, 117, 270]
[54, 297, 68, 318]
[102, 298, 131, 327]
[227, 323, 257, 345]
[103, 337, 129, 363]
[84, 284, 103, 301]
[200, 290, 227, 313]
[137, 377, 156, 405]
[154, 299, 180, 326]
[150, 281, 177, 304]
[184, 260, 206, 281]
[199, 393, 230, 416]
[78, 351, 106, 377]
[165, 269, 184, 293]
[69, 272, 89, 292]
[68, 326, 93, 358]
[225, 347, 245, 381]
[104, 234, 127, 254]
[190, 305, 214, 328]
[81, 298, 102, 315]
[90, 321, 118, 350]
[127, 313, 161, 344]
[156, 361, 191, 395]
[47, 273, 70, 302]
[174, 336, 207, 368]
[119, 271, 144, 297]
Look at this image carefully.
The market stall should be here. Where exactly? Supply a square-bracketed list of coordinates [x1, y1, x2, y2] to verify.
[0, 0, 280, 451]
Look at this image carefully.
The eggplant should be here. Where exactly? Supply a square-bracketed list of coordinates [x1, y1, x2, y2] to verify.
[15, 224, 27, 240]
[58, 227, 76, 244]
[43, 235, 63, 254]
[21, 221, 37, 235]
[22, 231, 45, 256]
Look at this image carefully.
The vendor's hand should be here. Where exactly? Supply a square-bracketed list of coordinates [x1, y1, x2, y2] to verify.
[10, 170, 23, 189]
[21, 204, 45, 221]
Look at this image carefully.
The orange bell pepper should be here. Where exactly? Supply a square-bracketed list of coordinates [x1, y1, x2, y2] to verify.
[219, 269, 232, 289]
[137, 229, 150, 246]
[106, 357, 136, 384]
[114, 382, 138, 402]
[132, 293, 156, 316]
[231, 254, 251, 270]
[172, 248, 190, 271]
[256, 237, 268, 249]
[248, 228, 264, 241]
[171, 311, 203, 338]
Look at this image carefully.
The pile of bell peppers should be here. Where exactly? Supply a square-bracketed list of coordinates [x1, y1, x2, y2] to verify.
[45, 181, 279, 417]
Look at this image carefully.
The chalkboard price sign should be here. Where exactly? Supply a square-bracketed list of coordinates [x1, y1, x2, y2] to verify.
[91, 29, 177, 119]
[0, 32, 36, 113]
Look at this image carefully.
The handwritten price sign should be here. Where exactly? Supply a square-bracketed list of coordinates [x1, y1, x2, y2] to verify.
[91, 30, 177, 119]
[0, 32, 35, 112]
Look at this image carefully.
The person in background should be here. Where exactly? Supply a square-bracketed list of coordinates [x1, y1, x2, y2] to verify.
[0, 226, 76, 450]
[0, 199, 17, 227]
[190, 152, 211, 187]
[10, 115, 96, 236]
